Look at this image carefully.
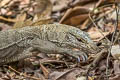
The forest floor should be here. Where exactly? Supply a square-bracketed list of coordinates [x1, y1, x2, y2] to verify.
[0, 0, 119, 80]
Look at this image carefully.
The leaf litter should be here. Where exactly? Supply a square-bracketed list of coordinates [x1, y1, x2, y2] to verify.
[0, 0, 120, 80]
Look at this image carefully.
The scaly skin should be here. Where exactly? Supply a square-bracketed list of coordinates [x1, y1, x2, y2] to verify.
[19, 23, 99, 50]
[0, 23, 99, 65]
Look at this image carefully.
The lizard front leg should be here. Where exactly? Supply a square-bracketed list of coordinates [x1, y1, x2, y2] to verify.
[0, 47, 34, 65]
[30, 38, 88, 62]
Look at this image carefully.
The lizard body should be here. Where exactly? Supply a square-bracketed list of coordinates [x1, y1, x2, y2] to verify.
[0, 23, 99, 65]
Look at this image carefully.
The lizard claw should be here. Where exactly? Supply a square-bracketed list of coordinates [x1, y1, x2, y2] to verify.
[77, 53, 88, 62]
[70, 51, 88, 62]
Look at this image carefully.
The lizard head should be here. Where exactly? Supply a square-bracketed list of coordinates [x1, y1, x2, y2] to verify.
[69, 27, 100, 51]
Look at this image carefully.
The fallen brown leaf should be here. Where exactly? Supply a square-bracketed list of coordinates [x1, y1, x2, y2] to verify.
[60, 6, 90, 26]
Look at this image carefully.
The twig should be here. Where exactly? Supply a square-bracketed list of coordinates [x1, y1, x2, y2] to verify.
[84, 4, 114, 31]
[106, 1, 119, 79]
[0, 16, 16, 22]
[8, 66, 41, 80]
[86, 49, 108, 77]
[40, 63, 49, 78]
[96, 0, 104, 7]
[88, 8, 111, 43]
[55, 68, 76, 80]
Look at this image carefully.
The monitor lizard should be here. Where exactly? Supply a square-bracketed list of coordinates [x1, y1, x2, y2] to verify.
[0, 23, 100, 65]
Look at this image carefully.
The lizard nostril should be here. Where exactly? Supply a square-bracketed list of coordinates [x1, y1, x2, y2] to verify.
[78, 39, 82, 42]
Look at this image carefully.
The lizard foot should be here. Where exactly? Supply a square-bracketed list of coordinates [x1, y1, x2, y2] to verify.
[31, 38, 88, 62]
[66, 50, 88, 62]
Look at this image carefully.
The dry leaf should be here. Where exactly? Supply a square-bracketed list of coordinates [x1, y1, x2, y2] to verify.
[60, 6, 90, 26]
[20, 0, 30, 4]
[52, 0, 72, 12]
[13, 13, 26, 29]
[88, 31, 110, 40]
[33, 0, 52, 21]
[111, 45, 120, 60]
[68, 14, 88, 26]
[0, 0, 11, 7]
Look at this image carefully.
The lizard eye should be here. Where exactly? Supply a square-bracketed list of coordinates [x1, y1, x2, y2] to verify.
[66, 34, 77, 42]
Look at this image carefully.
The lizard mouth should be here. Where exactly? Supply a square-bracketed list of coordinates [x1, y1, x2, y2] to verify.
[76, 38, 100, 53]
